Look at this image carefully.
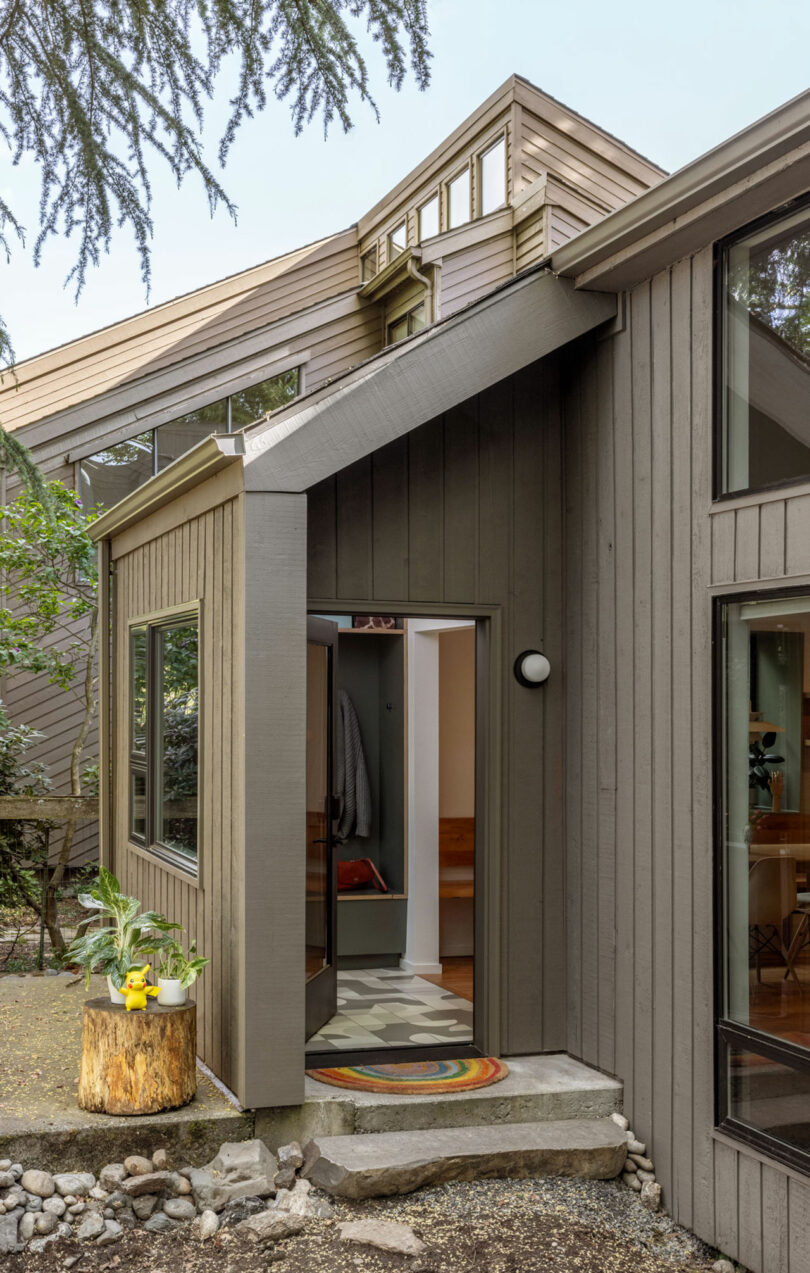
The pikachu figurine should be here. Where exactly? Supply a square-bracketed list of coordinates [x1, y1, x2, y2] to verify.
[122, 965, 160, 1011]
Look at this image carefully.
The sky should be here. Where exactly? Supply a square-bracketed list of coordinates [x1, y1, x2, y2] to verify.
[4, 0, 810, 362]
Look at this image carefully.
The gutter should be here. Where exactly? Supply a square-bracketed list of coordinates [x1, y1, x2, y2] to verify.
[552, 87, 810, 286]
[88, 434, 244, 542]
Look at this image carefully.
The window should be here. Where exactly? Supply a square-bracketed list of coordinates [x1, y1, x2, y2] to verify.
[447, 168, 471, 229]
[387, 302, 426, 346]
[388, 222, 407, 259]
[718, 592, 810, 1165]
[80, 433, 154, 511]
[418, 194, 440, 242]
[79, 368, 300, 511]
[230, 368, 299, 428]
[129, 613, 199, 871]
[719, 202, 810, 495]
[479, 136, 506, 216]
[361, 247, 378, 282]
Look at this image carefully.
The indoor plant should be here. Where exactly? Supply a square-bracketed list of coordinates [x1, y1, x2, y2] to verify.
[65, 866, 180, 1002]
[157, 939, 209, 1005]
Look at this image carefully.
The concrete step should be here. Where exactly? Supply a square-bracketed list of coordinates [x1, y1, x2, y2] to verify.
[305, 1117, 628, 1198]
[258, 1054, 622, 1146]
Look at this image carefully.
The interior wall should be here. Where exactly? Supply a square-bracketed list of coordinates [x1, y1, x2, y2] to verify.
[307, 357, 565, 1055]
[439, 628, 476, 818]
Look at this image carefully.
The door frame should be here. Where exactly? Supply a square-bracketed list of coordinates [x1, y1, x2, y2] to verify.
[305, 616, 339, 1039]
[306, 599, 503, 1063]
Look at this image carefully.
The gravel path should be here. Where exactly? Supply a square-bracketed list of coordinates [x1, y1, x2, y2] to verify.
[8, 1175, 725, 1273]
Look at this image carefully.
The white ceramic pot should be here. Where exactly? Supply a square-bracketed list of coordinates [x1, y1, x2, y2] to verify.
[157, 978, 186, 1007]
[107, 975, 126, 1005]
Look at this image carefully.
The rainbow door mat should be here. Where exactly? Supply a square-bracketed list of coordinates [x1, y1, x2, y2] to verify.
[307, 1057, 509, 1094]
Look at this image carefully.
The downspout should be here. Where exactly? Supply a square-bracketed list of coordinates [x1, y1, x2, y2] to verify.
[406, 254, 438, 323]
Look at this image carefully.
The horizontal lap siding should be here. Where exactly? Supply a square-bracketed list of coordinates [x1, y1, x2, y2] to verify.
[440, 235, 516, 318]
[111, 495, 244, 1091]
[520, 110, 650, 211]
[307, 360, 566, 1054]
[564, 248, 805, 1271]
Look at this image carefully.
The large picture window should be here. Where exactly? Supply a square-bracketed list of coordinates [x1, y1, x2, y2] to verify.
[129, 613, 199, 872]
[719, 202, 810, 496]
[718, 592, 810, 1165]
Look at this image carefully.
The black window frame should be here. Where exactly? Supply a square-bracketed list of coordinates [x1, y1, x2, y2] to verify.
[713, 192, 810, 502]
[713, 584, 810, 1176]
[129, 607, 200, 878]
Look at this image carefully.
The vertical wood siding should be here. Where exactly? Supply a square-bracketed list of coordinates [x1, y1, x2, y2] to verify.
[563, 249, 810, 1272]
[307, 360, 566, 1054]
[110, 494, 244, 1092]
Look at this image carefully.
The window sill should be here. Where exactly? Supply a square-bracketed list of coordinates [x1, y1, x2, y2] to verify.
[128, 840, 201, 889]
[713, 1123, 810, 1184]
[710, 475, 810, 514]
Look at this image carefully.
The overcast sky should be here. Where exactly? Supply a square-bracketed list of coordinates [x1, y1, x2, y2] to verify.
[4, 0, 810, 362]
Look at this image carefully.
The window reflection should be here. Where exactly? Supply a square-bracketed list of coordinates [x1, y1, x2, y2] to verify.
[479, 137, 506, 216]
[418, 195, 439, 242]
[156, 621, 199, 861]
[728, 1046, 810, 1152]
[80, 433, 154, 512]
[448, 169, 471, 229]
[230, 369, 300, 427]
[157, 399, 227, 470]
[722, 206, 810, 493]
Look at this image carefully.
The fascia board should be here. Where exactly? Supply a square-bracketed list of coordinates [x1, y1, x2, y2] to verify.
[241, 271, 615, 492]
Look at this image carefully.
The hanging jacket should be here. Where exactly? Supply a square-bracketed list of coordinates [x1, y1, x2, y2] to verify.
[336, 690, 372, 840]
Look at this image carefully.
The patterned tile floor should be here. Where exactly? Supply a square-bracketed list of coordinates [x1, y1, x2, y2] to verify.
[305, 968, 474, 1053]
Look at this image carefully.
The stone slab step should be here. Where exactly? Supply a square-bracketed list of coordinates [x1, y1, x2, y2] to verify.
[305, 1118, 627, 1199]
[258, 1054, 622, 1145]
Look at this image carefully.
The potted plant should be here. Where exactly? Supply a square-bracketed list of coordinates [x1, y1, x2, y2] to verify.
[65, 867, 180, 1003]
[157, 939, 209, 1006]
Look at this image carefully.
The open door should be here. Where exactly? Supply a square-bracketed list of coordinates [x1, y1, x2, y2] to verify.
[305, 617, 338, 1039]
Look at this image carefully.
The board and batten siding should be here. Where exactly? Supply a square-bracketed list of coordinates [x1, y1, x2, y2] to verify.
[307, 360, 567, 1055]
[562, 248, 810, 1273]
[109, 485, 245, 1094]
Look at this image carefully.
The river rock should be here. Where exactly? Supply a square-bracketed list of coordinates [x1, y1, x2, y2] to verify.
[640, 1181, 662, 1213]
[277, 1142, 304, 1171]
[163, 1196, 197, 1221]
[42, 1195, 66, 1217]
[35, 1211, 57, 1235]
[712, 1262, 735, 1273]
[97, 1219, 123, 1246]
[144, 1212, 177, 1234]
[124, 1156, 153, 1177]
[25, 1194, 43, 1210]
[120, 1171, 175, 1197]
[99, 1163, 127, 1190]
[21, 1170, 54, 1198]
[198, 1209, 219, 1240]
[636, 1168, 656, 1185]
[626, 1138, 646, 1155]
[0, 1209, 22, 1253]
[219, 1195, 267, 1228]
[0, 1172, 14, 1190]
[152, 1149, 169, 1170]
[629, 1154, 654, 1172]
[610, 1112, 629, 1132]
[19, 1212, 36, 1242]
[337, 1219, 426, 1257]
[622, 1172, 642, 1191]
[54, 1173, 95, 1197]
[77, 1212, 106, 1242]
[131, 1194, 158, 1220]
[236, 1211, 305, 1243]
[273, 1178, 332, 1220]
[190, 1168, 272, 1213]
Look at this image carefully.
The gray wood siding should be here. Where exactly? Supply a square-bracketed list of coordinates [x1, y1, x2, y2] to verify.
[520, 108, 653, 212]
[110, 493, 245, 1093]
[307, 360, 567, 1055]
[563, 249, 810, 1272]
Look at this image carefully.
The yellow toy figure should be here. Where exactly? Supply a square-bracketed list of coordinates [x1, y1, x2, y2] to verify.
[122, 965, 160, 1011]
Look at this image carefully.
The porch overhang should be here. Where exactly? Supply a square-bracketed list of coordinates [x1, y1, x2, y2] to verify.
[241, 269, 616, 492]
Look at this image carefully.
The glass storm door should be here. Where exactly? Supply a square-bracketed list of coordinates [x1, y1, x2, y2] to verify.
[305, 617, 338, 1039]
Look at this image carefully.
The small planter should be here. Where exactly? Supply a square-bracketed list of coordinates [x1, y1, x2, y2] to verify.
[157, 977, 186, 1007]
[107, 975, 126, 1005]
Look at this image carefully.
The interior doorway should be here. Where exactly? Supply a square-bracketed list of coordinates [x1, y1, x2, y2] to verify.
[305, 613, 477, 1061]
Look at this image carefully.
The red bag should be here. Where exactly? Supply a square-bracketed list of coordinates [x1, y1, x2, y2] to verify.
[337, 858, 388, 893]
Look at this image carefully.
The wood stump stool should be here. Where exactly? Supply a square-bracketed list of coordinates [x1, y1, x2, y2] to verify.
[78, 998, 197, 1115]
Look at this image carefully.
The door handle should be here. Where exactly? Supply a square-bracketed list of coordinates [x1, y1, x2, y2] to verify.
[313, 839, 327, 844]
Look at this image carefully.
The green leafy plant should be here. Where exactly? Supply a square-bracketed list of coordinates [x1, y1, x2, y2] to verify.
[65, 866, 181, 990]
[158, 939, 209, 989]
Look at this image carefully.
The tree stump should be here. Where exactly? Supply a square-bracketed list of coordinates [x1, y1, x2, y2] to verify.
[78, 998, 196, 1115]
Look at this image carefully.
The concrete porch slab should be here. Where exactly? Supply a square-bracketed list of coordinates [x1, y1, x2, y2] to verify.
[0, 973, 253, 1172]
[257, 1053, 622, 1146]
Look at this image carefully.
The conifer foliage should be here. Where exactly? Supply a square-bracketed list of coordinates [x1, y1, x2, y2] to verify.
[0, 1, 431, 484]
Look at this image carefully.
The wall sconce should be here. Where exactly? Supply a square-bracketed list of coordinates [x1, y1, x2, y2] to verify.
[514, 650, 551, 688]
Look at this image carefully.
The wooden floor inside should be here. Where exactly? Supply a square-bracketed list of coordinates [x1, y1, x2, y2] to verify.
[422, 956, 473, 1003]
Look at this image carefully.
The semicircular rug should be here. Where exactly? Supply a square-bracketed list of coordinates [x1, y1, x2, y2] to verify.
[306, 1057, 508, 1094]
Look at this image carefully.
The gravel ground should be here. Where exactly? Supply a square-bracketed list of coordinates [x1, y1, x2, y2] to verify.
[7, 1175, 725, 1273]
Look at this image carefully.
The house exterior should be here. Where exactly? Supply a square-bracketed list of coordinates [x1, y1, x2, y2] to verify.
[10, 72, 810, 1273]
[0, 74, 661, 867]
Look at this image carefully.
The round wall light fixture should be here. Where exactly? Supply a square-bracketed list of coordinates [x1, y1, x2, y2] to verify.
[514, 650, 551, 688]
